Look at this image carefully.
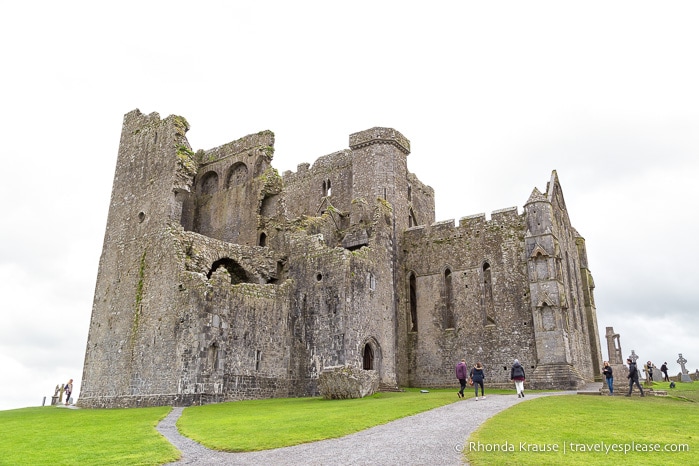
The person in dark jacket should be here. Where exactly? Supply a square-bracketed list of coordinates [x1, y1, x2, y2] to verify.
[455, 359, 468, 398]
[626, 358, 645, 397]
[602, 361, 614, 395]
[64, 379, 73, 406]
[510, 359, 526, 398]
[661, 362, 670, 382]
[470, 362, 485, 400]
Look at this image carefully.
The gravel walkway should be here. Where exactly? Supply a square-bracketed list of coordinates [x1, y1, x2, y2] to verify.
[156, 389, 585, 465]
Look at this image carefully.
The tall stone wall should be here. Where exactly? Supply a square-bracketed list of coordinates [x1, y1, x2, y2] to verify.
[401, 208, 536, 387]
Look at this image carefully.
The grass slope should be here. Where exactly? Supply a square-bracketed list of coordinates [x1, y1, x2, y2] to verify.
[466, 382, 698, 466]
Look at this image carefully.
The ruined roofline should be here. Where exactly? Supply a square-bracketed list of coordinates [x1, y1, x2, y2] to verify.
[349, 127, 411, 155]
[282, 149, 353, 180]
[199, 130, 275, 166]
[404, 206, 521, 239]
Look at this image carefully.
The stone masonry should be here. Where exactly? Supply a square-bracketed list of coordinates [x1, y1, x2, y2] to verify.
[78, 109, 603, 408]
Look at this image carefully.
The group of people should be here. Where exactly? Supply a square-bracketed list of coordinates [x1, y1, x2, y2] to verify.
[601, 358, 671, 397]
[455, 359, 526, 400]
[645, 361, 671, 382]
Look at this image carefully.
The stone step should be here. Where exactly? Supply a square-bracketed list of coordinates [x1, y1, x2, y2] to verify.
[377, 383, 404, 393]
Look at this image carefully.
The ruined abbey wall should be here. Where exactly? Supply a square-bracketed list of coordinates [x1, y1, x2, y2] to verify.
[400, 208, 536, 387]
[79, 109, 602, 408]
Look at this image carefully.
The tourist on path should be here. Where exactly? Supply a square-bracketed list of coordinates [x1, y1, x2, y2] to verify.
[661, 362, 670, 382]
[455, 359, 468, 398]
[470, 362, 485, 400]
[510, 359, 526, 398]
[602, 361, 614, 395]
[64, 379, 73, 405]
[626, 358, 644, 397]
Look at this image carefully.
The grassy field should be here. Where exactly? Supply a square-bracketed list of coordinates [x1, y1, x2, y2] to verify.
[1, 382, 696, 465]
[177, 387, 473, 451]
[0, 387, 467, 464]
[0, 406, 179, 465]
[465, 381, 699, 466]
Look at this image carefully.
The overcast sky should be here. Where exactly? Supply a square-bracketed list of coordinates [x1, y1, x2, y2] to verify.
[1, 1, 697, 411]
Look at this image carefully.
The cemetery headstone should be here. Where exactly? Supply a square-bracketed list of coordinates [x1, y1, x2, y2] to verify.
[677, 354, 693, 383]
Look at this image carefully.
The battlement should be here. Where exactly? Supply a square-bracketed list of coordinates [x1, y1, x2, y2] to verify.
[200, 130, 275, 166]
[404, 206, 521, 240]
[124, 109, 168, 129]
[349, 127, 410, 155]
[282, 150, 353, 182]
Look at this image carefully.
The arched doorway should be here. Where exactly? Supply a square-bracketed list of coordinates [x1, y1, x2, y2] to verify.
[361, 337, 381, 373]
[363, 344, 374, 370]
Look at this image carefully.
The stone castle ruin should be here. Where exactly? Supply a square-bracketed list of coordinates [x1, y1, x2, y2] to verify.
[78, 109, 603, 408]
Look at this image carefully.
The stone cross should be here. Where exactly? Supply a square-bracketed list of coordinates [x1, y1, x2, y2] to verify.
[629, 350, 638, 364]
[677, 354, 693, 383]
[605, 327, 623, 365]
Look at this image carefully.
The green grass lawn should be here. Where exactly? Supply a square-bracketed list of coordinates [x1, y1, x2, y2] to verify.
[177, 387, 469, 451]
[465, 381, 699, 466]
[2, 382, 696, 465]
[0, 406, 179, 466]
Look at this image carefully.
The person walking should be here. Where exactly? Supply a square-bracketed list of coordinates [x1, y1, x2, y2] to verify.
[510, 359, 526, 398]
[470, 362, 485, 400]
[455, 359, 468, 398]
[625, 358, 644, 397]
[661, 362, 670, 382]
[602, 361, 614, 395]
[64, 379, 74, 406]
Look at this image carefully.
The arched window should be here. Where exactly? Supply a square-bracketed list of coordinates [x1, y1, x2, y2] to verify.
[208, 343, 219, 371]
[409, 208, 418, 227]
[482, 262, 496, 325]
[409, 272, 418, 332]
[226, 162, 248, 187]
[207, 258, 253, 284]
[322, 179, 332, 196]
[259, 232, 267, 247]
[199, 171, 219, 195]
[444, 268, 455, 329]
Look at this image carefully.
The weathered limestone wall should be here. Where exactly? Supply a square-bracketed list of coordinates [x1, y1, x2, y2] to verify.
[402, 208, 535, 387]
[181, 131, 276, 247]
[282, 150, 354, 220]
[80, 111, 196, 406]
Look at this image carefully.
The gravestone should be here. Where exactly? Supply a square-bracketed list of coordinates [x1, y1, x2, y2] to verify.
[51, 385, 60, 406]
[629, 350, 639, 364]
[677, 354, 693, 383]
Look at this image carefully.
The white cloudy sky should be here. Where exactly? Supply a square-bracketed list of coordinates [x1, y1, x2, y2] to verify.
[1, 1, 697, 410]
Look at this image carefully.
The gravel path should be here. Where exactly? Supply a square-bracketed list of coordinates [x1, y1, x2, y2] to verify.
[156, 389, 584, 465]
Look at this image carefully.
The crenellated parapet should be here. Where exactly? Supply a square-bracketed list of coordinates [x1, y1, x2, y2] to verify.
[281, 150, 353, 184]
[404, 206, 522, 241]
